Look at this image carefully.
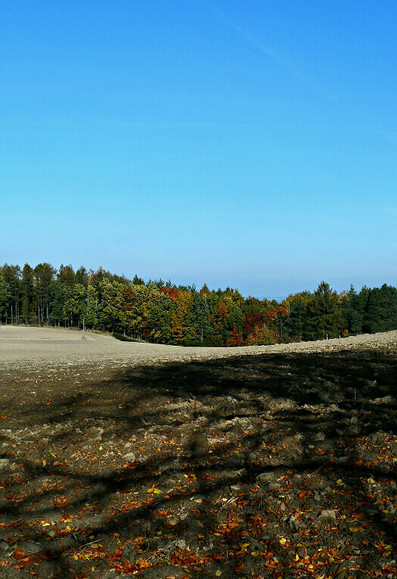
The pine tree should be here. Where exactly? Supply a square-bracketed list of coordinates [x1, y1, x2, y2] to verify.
[34, 263, 56, 324]
[187, 293, 211, 345]
[0, 274, 11, 323]
[305, 282, 343, 340]
[1, 264, 22, 324]
[21, 264, 35, 324]
[364, 284, 397, 333]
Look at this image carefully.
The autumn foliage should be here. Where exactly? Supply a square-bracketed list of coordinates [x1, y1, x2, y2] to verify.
[227, 326, 244, 346]
[2, 263, 397, 346]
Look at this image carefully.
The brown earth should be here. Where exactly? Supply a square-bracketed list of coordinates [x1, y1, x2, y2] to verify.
[0, 327, 396, 578]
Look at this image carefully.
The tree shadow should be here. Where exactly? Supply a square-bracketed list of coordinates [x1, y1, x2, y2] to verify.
[0, 348, 396, 577]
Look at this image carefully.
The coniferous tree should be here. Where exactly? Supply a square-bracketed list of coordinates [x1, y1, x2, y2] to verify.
[304, 282, 343, 340]
[34, 263, 56, 324]
[189, 293, 211, 345]
[85, 284, 98, 328]
[21, 264, 35, 325]
[75, 266, 89, 287]
[1, 264, 21, 324]
[132, 274, 145, 285]
[49, 280, 66, 326]
[355, 286, 370, 333]
[364, 284, 397, 333]
[0, 274, 11, 323]
[58, 264, 76, 287]
[341, 286, 364, 335]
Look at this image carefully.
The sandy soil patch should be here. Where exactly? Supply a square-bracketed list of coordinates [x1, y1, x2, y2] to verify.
[1, 325, 396, 372]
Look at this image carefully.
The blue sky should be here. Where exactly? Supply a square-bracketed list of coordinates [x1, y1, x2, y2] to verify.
[1, 0, 396, 298]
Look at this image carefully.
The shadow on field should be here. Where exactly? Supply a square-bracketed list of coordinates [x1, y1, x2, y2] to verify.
[0, 348, 396, 577]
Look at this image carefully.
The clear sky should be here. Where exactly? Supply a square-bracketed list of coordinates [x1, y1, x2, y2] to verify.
[1, 1, 396, 298]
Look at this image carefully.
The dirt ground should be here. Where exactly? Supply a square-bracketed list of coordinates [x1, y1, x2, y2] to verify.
[0, 327, 396, 578]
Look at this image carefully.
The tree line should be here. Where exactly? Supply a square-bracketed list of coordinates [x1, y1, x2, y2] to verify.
[0, 263, 396, 346]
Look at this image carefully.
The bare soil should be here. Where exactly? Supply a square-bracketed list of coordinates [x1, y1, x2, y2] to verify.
[0, 327, 396, 578]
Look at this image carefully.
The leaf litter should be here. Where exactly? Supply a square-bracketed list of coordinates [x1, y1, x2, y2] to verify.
[0, 345, 396, 577]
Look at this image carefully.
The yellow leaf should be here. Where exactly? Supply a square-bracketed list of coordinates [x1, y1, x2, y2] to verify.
[215, 572, 222, 577]
[349, 527, 363, 532]
[295, 554, 300, 561]
[42, 459, 47, 466]
[279, 537, 287, 546]
[336, 479, 343, 485]
[153, 488, 162, 494]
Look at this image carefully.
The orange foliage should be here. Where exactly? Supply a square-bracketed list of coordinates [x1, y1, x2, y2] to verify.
[160, 286, 179, 301]
[227, 326, 243, 346]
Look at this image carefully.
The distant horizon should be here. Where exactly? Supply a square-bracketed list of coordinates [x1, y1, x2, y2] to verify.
[1, 260, 395, 303]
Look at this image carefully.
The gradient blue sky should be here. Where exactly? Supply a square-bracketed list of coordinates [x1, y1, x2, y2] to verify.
[1, 1, 396, 298]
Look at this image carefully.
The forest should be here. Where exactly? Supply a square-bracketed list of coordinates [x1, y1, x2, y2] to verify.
[0, 263, 396, 346]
